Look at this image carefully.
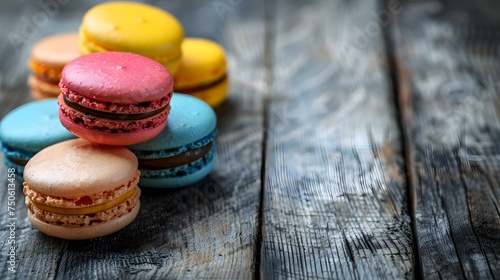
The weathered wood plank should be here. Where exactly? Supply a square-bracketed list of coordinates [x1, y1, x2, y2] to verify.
[261, 0, 414, 278]
[0, 1, 264, 279]
[392, 0, 500, 278]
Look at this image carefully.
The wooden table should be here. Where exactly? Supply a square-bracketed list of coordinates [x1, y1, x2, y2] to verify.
[1, 0, 499, 279]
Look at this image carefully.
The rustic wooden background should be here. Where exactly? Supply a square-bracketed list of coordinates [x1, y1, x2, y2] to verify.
[0, 0, 499, 279]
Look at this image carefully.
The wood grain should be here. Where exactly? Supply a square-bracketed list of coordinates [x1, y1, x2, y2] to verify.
[392, 0, 500, 278]
[261, 0, 414, 278]
[0, 1, 264, 279]
[3, 0, 499, 278]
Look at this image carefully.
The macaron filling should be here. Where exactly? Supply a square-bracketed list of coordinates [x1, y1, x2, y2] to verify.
[60, 83, 172, 114]
[62, 95, 169, 121]
[59, 95, 170, 134]
[139, 143, 212, 169]
[28, 186, 137, 215]
[24, 170, 140, 208]
[27, 191, 139, 227]
[129, 128, 216, 178]
[175, 74, 228, 94]
[140, 145, 215, 179]
[30, 74, 60, 86]
[29, 61, 62, 83]
[6, 157, 29, 167]
[24, 170, 141, 227]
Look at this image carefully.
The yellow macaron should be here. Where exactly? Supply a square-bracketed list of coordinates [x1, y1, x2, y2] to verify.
[174, 38, 228, 108]
[79, 2, 184, 74]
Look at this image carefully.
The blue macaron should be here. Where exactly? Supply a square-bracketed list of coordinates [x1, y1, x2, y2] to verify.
[0, 98, 75, 175]
[127, 93, 217, 188]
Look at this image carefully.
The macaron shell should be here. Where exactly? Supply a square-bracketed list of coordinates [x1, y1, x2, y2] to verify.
[30, 33, 80, 70]
[127, 93, 217, 151]
[27, 201, 140, 240]
[0, 99, 75, 152]
[59, 110, 167, 146]
[80, 2, 183, 56]
[139, 154, 215, 188]
[161, 56, 181, 77]
[61, 52, 173, 103]
[174, 38, 227, 88]
[23, 139, 138, 197]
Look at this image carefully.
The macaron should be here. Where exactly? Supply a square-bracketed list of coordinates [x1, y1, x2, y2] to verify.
[128, 94, 216, 188]
[58, 52, 173, 146]
[0, 99, 75, 175]
[23, 139, 141, 240]
[174, 38, 228, 108]
[27, 33, 80, 100]
[79, 2, 184, 75]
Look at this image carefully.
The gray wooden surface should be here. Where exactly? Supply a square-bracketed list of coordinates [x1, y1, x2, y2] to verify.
[261, 0, 412, 278]
[0, 0, 499, 279]
[393, 0, 500, 278]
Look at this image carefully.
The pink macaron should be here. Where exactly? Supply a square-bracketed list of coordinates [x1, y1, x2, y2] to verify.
[58, 52, 173, 146]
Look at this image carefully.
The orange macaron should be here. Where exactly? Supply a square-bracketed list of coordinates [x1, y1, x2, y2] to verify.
[23, 139, 141, 240]
[27, 33, 80, 100]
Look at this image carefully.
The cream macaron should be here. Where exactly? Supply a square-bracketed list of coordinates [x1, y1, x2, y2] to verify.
[23, 139, 141, 240]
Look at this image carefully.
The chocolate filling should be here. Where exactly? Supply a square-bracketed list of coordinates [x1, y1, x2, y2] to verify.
[174, 74, 227, 94]
[6, 156, 28, 167]
[63, 95, 168, 121]
[139, 143, 212, 170]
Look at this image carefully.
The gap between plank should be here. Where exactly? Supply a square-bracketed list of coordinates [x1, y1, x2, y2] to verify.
[256, 0, 276, 279]
[380, 0, 422, 278]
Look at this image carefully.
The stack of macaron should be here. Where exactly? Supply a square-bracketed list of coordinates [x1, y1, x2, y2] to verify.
[77, 1, 229, 108]
[56, 50, 217, 189]
[0, 1, 225, 240]
[26, 2, 229, 107]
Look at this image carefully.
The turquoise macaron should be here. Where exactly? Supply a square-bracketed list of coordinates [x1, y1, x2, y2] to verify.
[127, 93, 216, 188]
[0, 98, 75, 175]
